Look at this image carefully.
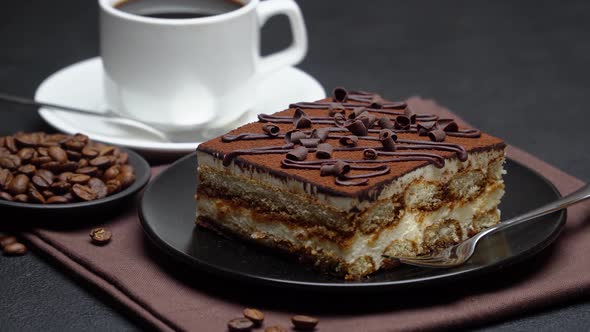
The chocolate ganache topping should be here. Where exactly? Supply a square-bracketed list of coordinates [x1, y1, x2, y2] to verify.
[219, 88, 482, 187]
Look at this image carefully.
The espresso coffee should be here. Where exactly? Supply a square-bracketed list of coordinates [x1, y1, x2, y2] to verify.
[114, 0, 243, 19]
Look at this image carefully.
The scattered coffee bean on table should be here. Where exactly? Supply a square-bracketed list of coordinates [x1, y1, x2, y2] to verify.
[243, 308, 264, 326]
[89, 227, 112, 245]
[265, 326, 287, 332]
[227, 317, 254, 331]
[3, 242, 27, 256]
[291, 315, 319, 330]
[0, 235, 17, 248]
[0, 132, 136, 204]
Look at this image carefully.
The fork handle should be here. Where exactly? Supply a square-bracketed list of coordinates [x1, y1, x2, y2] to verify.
[479, 184, 590, 238]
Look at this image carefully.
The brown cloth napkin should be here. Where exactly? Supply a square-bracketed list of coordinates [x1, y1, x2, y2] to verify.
[20, 98, 590, 332]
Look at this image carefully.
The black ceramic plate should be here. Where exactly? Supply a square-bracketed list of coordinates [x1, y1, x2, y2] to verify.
[139, 153, 566, 291]
[0, 148, 150, 217]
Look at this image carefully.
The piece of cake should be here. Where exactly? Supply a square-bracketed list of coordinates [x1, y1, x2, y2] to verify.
[195, 88, 506, 280]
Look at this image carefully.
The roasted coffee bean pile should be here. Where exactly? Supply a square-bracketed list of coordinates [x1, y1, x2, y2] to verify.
[227, 308, 319, 331]
[0, 132, 135, 204]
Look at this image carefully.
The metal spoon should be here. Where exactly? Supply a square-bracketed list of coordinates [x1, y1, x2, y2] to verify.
[390, 185, 590, 268]
[0, 92, 172, 142]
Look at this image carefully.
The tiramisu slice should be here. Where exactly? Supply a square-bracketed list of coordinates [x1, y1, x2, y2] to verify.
[195, 88, 506, 280]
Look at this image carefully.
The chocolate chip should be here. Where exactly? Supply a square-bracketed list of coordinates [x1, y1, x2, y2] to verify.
[286, 146, 308, 161]
[320, 160, 350, 176]
[332, 87, 348, 102]
[363, 148, 379, 160]
[428, 129, 447, 142]
[243, 308, 264, 326]
[316, 143, 333, 159]
[437, 119, 459, 132]
[378, 117, 395, 129]
[357, 113, 377, 129]
[328, 103, 345, 116]
[72, 184, 97, 201]
[417, 121, 436, 136]
[395, 115, 411, 129]
[285, 130, 307, 145]
[300, 138, 320, 148]
[333, 113, 346, 127]
[3, 242, 27, 256]
[291, 315, 319, 330]
[294, 116, 312, 129]
[89, 227, 111, 245]
[262, 124, 280, 137]
[345, 120, 368, 136]
[404, 106, 417, 124]
[348, 107, 367, 120]
[379, 129, 397, 151]
[339, 135, 358, 147]
[310, 128, 329, 142]
[227, 317, 254, 332]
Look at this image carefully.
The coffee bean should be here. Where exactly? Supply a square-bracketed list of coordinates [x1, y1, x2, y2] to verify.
[47, 133, 70, 144]
[64, 139, 85, 151]
[13, 194, 28, 202]
[0, 155, 21, 169]
[117, 172, 136, 189]
[69, 174, 91, 184]
[8, 174, 30, 195]
[89, 156, 112, 168]
[104, 165, 120, 180]
[88, 178, 107, 199]
[14, 133, 37, 147]
[73, 133, 89, 144]
[72, 184, 97, 201]
[32, 175, 51, 189]
[78, 158, 89, 167]
[66, 150, 82, 161]
[37, 147, 49, 156]
[30, 156, 51, 166]
[0, 235, 17, 248]
[48, 146, 68, 162]
[81, 146, 99, 158]
[99, 146, 116, 156]
[17, 148, 36, 162]
[0, 169, 13, 188]
[0, 147, 9, 156]
[28, 188, 46, 204]
[5, 136, 17, 153]
[47, 195, 69, 204]
[36, 169, 54, 184]
[227, 318, 254, 332]
[57, 171, 74, 182]
[76, 166, 98, 177]
[117, 152, 129, 164]
[89, 227, 111, 244]
[42, 190, 54, 198]
[17, 164, 36, 176]
[3, 242, 27, 256]
[265, 326, 287, 332]
[106, 179, 122, 194]
[291, 315, 319, 330]
[0, 136, 5, 147]
[0, 191, 13, 201]
[50, 181, 71, 194]
[243, 308, 264, 326]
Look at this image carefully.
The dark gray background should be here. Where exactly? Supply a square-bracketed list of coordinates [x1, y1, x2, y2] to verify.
[1, 0, 589, 331]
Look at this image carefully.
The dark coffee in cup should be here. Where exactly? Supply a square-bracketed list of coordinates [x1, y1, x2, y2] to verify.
[113, 0, 243, 19]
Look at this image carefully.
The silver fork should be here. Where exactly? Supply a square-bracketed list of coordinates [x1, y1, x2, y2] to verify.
[391, 185, 590, 268]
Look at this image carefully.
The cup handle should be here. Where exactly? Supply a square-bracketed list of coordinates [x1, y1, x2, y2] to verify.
[256, 0, 308, 75]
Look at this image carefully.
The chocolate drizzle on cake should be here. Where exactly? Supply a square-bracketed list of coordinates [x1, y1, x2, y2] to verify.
[219, 88, 482, 186]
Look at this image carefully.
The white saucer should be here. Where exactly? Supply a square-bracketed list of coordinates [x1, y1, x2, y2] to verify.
[35, 57, 325, 156]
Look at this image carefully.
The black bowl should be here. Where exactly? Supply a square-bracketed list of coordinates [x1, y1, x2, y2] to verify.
[0, 148, 151, 221]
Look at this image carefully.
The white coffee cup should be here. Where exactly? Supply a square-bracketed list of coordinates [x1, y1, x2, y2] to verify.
[99, 0, 307, 131]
